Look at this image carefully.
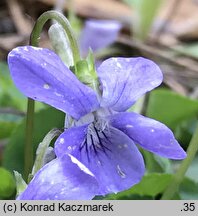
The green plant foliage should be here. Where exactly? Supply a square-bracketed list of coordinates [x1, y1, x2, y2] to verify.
[142, 150, 172, 173]
[0, 113, 23, 139]
[146, 89, 198, 130]
[180, 177, 198, 200]
[0, 62, 45, 112]
[124, 0, 162, 40]
[0, 62, 26, 111]
[0, 167, 16, 199]
[106, 173, 172, 199]
[2, 107, 65, 176]
[175, 118, 197, 147]
[136, 0, 162, 40]
[125, 173, 172, 197]
[14, 171, 27, 197]
[185, 156, 198, 182]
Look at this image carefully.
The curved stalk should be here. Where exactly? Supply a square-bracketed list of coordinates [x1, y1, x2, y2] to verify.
[24, 10, 80, 181]
[161, 124, 198, 199]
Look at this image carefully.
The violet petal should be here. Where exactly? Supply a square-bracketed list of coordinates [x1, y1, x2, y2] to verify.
[8, 46, 99, 119]
[97, 57, 163, 111]
[109, 112, 187, 159]
[55, 124, 145, 195]
[17, 154, 99, 200]
[80, 19, 121, 56]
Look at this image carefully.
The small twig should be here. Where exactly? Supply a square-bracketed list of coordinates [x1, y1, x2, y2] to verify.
[154, 0, 183, 39]
[118, 36, 198, 74]
[37, 0, 132, 23]
[0, 34, 28, 51]
[7, 0, 32, 35]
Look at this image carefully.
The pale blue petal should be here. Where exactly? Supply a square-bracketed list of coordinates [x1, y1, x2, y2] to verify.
[17, 155, 99, 200]
[55, 125, 145, 195]
[8, 46, 99, 119]
[109, 112, 187, 159]
[97, 57, 163, 111]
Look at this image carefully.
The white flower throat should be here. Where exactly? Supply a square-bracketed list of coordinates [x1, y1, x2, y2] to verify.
[75, 109, 113, 161]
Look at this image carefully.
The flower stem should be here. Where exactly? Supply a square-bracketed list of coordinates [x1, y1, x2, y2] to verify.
[161, 123, 198, 200]
[24, 98, 35, 180]
[30, 10, 81, 64]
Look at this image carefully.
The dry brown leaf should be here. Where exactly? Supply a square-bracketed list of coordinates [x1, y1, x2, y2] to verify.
[7, 0, 32, 35]
[156, 0, 198, 40]
[36, 0, 198, 41]
[0, 34, 28, 50]
[37, 0, 133, 24]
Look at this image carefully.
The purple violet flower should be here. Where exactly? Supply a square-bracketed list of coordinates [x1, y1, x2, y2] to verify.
[8, 46, 186, 200]
[79, 19, 122, 56]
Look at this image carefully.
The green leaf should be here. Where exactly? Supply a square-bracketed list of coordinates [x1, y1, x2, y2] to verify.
[0, 62, 26, 111]
[0, 113, 23, 139]
[153, 155, 172, 173]
[103, 194, 153, 200]
[185, 156, 198, 182]
[129, 95, 145, 114]
[142, 150, 172, 173]
[132, 0, 162, 40]
[128, 173, 172, 196]
[146, 89, 198, 130]
[0, 167, 16, 199]
[2, 107, 65, 175]
[0, 62, 45, 113]
[175, 118, 197, 147]
[180, 177, 198, 200]
[106, 173, 172, 199]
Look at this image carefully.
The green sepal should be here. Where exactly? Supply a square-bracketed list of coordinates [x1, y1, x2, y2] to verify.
[71, 50, 100, 93]
[75, 60, 90, 84]
[14, 171, 27, 197]
[31, 128, 62, 177]
[86, 49, 97, 77]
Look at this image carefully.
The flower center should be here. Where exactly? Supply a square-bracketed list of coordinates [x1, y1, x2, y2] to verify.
[79, 119, 111, 161]
[74, 107, 114, 127]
